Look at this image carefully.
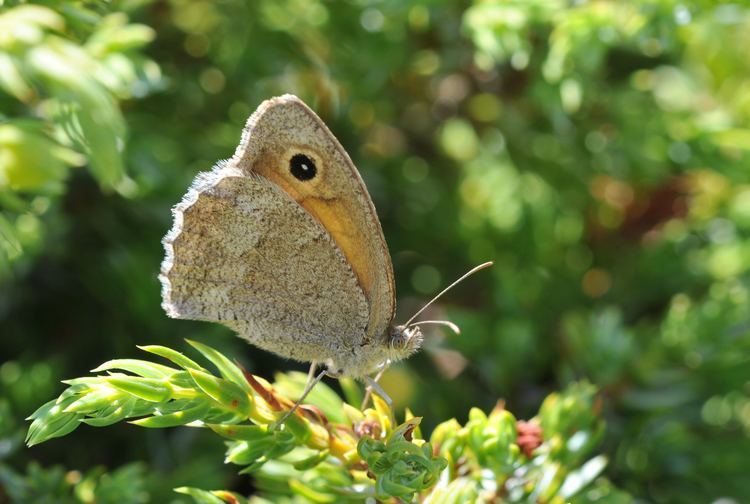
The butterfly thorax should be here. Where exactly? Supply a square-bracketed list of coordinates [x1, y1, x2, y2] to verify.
[323, 324, 423, 378]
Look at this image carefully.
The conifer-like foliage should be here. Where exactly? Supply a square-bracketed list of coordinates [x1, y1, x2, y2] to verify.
[27, 342, 617, 502]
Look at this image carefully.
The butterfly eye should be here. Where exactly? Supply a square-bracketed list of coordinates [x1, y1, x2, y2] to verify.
[289, 153, 317, 181]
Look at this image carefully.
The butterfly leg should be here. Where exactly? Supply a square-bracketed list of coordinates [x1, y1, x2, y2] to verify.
[306, 360, 319, 383]
[277, 361, 326, 424]
[364, 375, 393, 410]
[361, 361, 390, 409]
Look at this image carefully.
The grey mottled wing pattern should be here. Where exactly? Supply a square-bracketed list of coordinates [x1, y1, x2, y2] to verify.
[160, 166, 370, 366]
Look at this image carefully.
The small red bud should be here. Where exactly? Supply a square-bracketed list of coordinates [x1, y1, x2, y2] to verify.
[516, 420, 543, 458]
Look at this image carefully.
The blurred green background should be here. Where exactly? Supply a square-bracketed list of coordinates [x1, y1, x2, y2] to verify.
[1, 0, 749, 502]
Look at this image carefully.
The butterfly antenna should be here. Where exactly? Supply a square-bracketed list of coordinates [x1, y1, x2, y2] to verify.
[407, 320, 461, 335]
[404, 261, 493, 328]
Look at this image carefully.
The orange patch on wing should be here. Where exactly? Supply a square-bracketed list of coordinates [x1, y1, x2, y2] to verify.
[254, 154, 375, 300]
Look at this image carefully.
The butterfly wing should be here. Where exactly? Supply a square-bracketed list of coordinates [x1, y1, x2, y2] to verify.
[235, 95, 396, 344]
[161, 167, 371, 369]
[160, 95, 396, 376]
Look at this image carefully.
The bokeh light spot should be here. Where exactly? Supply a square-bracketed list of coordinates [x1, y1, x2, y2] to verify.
[408, 5, 430, 32]
[199, 67, 225, 94]
[440, 119, 478, 161]
[360, 8, 384, 32]
[668, 141, 691, 163]
[729, 187, 750, 226]
[468, 93, 502, 122]
[349, 102, 375, 128]
[582, 268, 612, 298]
[435, 74, 470, 105]
[184, 33, 209, 57]
[411, 264, 441, 295]
[402, 157, 429, 183]
[707, 243, 747, 279]
[412, 50, 440, 75]
[702, 395, 732, 426]
[555, 214, 584, 244]
[561, 79, 582, 114]
[0, 361, 21, 384]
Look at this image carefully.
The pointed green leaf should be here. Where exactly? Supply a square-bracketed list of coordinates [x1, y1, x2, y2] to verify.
[63, 388, 121, 414]
[186, 339, 252, 393]
[187, 368, 251, 417]
[81, 397, 136, 427]
[174, 487, 224, 504]
[25, 397, 83, 446]
[225, 439, 275, 465]
[288, 479, 337, 503]
[559, 455, 608, 499]
[107, 376, 172, 402]
[279, 413, 312, 443]
[139, 345, 204, 371]
[292, 449, 330, 470]
[207, 423, 270, 441]
[0, 53, 33, 101]
[131, 401, 210, 428]
[91, 358, 178, 378]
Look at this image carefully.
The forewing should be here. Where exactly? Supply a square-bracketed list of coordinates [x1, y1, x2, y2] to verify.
[160, 166, 370, 364]
[233, 95, 396, 343]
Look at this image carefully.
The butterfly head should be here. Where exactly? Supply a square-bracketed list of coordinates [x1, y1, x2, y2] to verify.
[387, 324, 424, 360]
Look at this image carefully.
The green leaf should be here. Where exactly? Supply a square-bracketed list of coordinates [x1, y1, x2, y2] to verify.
[80, 397, 136, 427]
[226, 438, 276, 466]
[288, 479, 337, 503]
[559, 455, 608, 499]
[227, 429, 296, 470]
[130, 401, 210, 428]
[28, 43, 126, 189]
[187, 368, 251, 417]
[0, 122, 77, 193]
[91, 358, 178, 378]
[211, 491, 249, 504]
[186, 339, 253, 393]
[138, 345, 205, 371]
[174, 487, 225, 504]
[274, 371, 346, 424]
[279, 412, 313, 443]
[86, 16, 156, 55]
[25, 397, 83, 446]
[207, 423, 270, 441]
[63, 389, 120, 414]
[0, 6, 61, 56]
[0, 53, 32, 101]
[107, 376, 173, 402]
[292, 449, 330, 470]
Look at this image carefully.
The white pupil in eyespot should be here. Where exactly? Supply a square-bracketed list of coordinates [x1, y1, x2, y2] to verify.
[290, 153, 317, 181]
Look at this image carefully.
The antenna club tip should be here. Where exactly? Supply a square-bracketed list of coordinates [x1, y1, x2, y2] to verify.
[469, 261, 494, 273]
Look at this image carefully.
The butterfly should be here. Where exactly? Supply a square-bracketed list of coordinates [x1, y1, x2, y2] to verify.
[159, 95, 490, 417]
